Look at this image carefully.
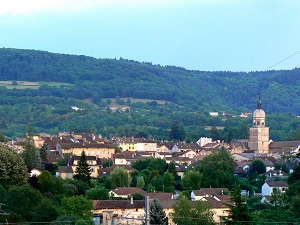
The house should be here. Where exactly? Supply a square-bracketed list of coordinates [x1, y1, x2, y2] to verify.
[68, 155, 101, 177]
[265, 169, 288, 180]
[190, 189, 231, 223]
[56, 166, 73, 179]
[116, 137, 157, 152]
[93, 199, 145, 225]
[109, 187, 147, 199]
[30, 168, 42, 177]
[191, 188, 230, 201]
[114, 151, 152, 165]
[261, 181, 289, 196]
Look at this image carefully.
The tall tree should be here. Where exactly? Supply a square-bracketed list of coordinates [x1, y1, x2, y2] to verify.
[74, 151, 91, 186]
[182, 169, 202, 190]
[224, 183, 251, 225]
[150, 199, 168, 225]
[169, 121, 186, 141]
[39, 143, 48, 170]
[0, 144, 28, 188]
[21, 136, 37, 171]
[198, 149, 235, 188]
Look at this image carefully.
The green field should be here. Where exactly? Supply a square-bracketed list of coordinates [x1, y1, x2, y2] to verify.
[0, 81, 73, 89]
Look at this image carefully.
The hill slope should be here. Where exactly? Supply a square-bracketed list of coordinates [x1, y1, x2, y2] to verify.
[0, 48, 299, 140]
[1, 48, 300, 114]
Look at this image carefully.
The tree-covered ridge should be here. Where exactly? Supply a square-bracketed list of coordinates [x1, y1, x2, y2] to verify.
[0, 48, 300, 114]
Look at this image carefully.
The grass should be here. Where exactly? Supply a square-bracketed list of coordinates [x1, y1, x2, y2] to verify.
[0, 81, 73, 89]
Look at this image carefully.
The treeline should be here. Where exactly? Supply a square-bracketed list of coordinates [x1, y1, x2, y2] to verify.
[0, 48, 300, 113]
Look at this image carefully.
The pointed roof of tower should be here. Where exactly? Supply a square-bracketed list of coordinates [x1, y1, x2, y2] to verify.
[257, 93, 262, 109]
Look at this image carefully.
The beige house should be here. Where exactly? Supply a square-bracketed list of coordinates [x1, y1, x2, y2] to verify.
[118, 138, 157, 152]
[109, 187, 146, 198]
[93, 200, 145, 225]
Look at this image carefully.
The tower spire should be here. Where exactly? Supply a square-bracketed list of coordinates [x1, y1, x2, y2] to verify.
[257, 93, 262, 109]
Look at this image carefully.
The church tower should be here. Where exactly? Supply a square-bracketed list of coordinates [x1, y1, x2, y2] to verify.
[248, 96, 270, 154]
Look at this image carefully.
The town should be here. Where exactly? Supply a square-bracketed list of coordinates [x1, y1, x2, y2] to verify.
[1, 98, 300, 225]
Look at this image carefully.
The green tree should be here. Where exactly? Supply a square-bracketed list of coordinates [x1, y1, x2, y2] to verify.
[21, 136, 37, 171]
[34, 149, 42, 170]
[39, 143, 48, 170]
[136, 175, 145, 189]
[163, 172, 175, 192]
[288, 164, 300, 185]
[5, 185, 42, 222]
[224, 183, 251, 225]
[150, 198, 168, 225]
[74, 151, 91, 186]
[182, 169, 202, 190]
[32, 198, 59, 222]
[110, 166, 128, 188]
[249, 160, 266, 175]
[59, 196, 93, 221]
[239, 121, 249, 139]
[85, 186, 109, 200]
[171, 196, 215, 225]
[169, 121, 186, 141]
[210, 126, 220, 141]
[198, 149, 235, 188]
[0, 144, 28, 188]
[38, 170, 54, 194]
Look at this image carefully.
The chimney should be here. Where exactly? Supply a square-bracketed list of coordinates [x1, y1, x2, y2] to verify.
[130, 196, 133, 204]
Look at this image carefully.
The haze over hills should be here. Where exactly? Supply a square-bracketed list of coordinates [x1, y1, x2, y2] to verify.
[0, 48, 299, 140]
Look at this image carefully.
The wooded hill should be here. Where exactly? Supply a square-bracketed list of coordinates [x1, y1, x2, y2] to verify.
[0, 48, 299, 140]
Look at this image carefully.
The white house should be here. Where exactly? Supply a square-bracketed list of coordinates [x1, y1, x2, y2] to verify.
[261, 181, 288, 196]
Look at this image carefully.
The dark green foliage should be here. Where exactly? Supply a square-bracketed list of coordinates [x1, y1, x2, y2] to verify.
[150, 199, 168, 225]
[249, 160, 266, 175]
[171, 196, 215, 225]
[5, 185, 43, 222]
[288, 164, 300, 185]
[182, 169, 202, 191]
[224, 183, 251, 225]
[32, 198, 59, 222]
[0, 48, 299, 141]
[169, 121, 186, 141]
[198, 149, 236, 188]
[39, 143, 48, 170]
[0, 144, 28, 188]
[21, 136, 37, 171]
[74, 151, 91, 186]
[85, 186, 109, 200]
[59, 196, 93, 220]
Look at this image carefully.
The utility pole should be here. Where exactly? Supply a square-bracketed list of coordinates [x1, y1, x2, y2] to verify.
[145, 196, 150, 225]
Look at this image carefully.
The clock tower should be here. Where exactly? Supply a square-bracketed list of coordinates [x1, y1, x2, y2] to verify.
[248, 96, 269, 153]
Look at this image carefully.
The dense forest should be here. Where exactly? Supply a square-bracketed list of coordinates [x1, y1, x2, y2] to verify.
[0, 48, 299, 140]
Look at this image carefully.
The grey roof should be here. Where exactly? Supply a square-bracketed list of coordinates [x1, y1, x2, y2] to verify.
[265, 181, 289, 187]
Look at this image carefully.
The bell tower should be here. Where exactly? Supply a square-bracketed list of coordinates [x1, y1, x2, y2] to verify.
[248, 96, 269, 154]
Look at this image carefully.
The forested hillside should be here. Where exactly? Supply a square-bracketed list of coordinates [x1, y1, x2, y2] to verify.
[0, 48, 299, 140]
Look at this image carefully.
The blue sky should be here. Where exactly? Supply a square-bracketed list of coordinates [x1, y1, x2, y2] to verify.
[1, 0, 300, 72]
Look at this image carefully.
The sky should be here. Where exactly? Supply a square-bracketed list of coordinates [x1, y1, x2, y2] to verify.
[1, 0, 300, 72]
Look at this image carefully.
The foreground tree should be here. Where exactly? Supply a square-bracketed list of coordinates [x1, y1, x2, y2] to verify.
[198, 149, 235, 188]
[150, 199, 168, 225]
[59, 196, 93, 221]
[171, 196, 215, 225]
[224, 183, 251, 225]
[182, 169, 202, 190]
[0, 144, 28, 188]
[74, 151, 91, 186]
